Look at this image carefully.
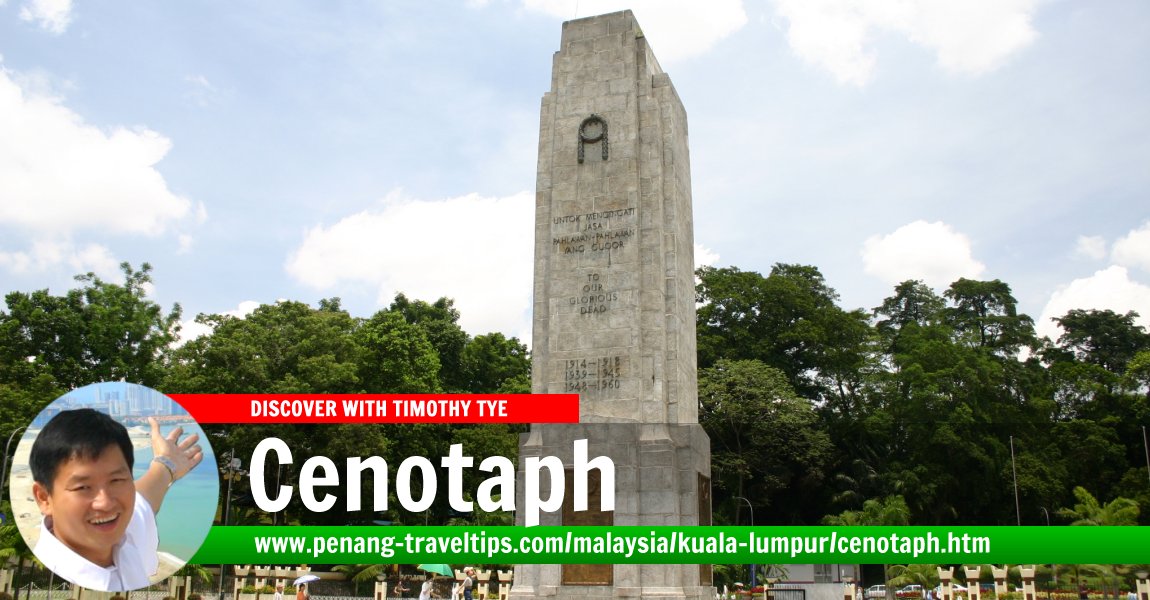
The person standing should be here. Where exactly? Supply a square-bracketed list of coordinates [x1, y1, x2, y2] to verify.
[419, 574, 436, 600]
[462, 568, 475, 600]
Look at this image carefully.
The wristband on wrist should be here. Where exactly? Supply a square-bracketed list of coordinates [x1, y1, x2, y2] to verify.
[153, 455, 177, 486]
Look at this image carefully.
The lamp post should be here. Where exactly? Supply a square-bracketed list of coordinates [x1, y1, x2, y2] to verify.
[218, 450, 247, 600]
[1009, 436, 1021, 526]
[1142, 426, 1150, 489]
[1039, 508, 1054, 600]
[735, 496, 755, 591]
[1, 426, 28, 504]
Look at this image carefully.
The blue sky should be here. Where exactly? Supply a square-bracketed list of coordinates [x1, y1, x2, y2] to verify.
[2, 0, 1149, 347]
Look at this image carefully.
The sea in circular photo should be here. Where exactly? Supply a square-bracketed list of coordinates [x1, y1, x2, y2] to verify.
[7, 381, 219, 591]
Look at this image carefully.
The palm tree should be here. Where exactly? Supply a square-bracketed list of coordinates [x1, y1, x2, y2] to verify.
[888, 564, 938, 590]
[170, 563, 217, 600]
[1057, 486, 1140, 526]
[332, 564, 389, 596]
[1058, 489, 1140, 600]
[824, 495, 911, 600]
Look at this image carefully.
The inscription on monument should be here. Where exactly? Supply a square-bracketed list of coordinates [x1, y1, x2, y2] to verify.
[552, 208, 636, 254]
[568, 273, 619, 315]
[562, 356, 626, 393]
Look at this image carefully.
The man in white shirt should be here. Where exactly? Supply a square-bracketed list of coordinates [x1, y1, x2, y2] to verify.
[419, 574, 437, 600]
[30, 409, 203, 591]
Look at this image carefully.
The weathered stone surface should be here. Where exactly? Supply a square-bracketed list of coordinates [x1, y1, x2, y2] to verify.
[511, 10, 712, 600]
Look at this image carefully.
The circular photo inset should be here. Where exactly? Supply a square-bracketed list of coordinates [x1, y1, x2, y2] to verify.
[7, 382, 219, 592]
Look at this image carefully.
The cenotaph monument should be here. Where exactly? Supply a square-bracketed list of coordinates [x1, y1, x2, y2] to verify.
[510, 10, 713, 600]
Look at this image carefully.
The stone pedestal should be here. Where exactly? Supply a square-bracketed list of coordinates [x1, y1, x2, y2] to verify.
[938, 567, 954, 600]
[964, 567, 981, 600]
[512, 9, 711, 600]
[992, 567, 1008, 597]
[1020, 567, 1036, 600]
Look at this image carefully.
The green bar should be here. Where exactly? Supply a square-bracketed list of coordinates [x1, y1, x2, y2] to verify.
[189, 525, 1150, 564]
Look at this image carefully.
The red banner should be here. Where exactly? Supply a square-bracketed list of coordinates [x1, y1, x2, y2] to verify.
[168, 394, 579, 424]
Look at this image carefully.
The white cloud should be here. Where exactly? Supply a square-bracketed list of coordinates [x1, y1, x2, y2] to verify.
[1035, 266, 1150, 342]
[286, 191, 534, 339]
[0, 65, 191, 234]
[0, 61, 195, 274]
[861, 220, 986, 287]
[520, 0, 748, 63]
[0, 240, 119, 278]
[18, 0, 73, 34]
[1074, 235, 1107, 261]
[1111, 221, 1150, 273]
[771, 0, 1039, 85]
[176, 300, 261, 347]
[695, 243, 719, 268]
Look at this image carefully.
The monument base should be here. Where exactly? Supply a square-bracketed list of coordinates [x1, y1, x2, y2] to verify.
[510, 424, 712, 599]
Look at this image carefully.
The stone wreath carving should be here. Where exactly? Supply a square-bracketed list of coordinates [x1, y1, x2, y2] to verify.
[578, 114, 608, 163]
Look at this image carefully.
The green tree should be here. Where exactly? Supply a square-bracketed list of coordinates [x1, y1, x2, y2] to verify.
[1057, 486, 1140, 525]
[874, 281, 947, 340]
[0, 263, 180, 427]
[822, 494, 910, 526]
[887, 564, 939, 590]
[696, 264, 872, 402]
[944, 278, 1036, 355]
[1052, 309, 1150, 374]
[166, 299, 360, 394]
[460, 333, 531, 393]
[356, 310, 441, 393]
[332, 564, 389, 596]
[699, 359, 833, 524]
[823, 495, 910, 599]
[389, 294, 469, 392]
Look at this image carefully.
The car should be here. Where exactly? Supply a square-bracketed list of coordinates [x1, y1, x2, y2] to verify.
[866, 586, 888, 599]
[933, 585, 968, 595]
[897, 585, 924, 598]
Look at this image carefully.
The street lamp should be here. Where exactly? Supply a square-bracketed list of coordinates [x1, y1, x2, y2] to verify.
[1009, 436, 1021, 526]
[1142, 427, 1150, 489]
[1038, 509, 1054, 600]
[1, 426, 28, 502]
[735, 496, 755, 591]
[218, 449, 247, 600]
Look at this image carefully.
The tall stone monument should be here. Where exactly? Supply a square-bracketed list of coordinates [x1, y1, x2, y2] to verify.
[511, 10, 712, 600]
